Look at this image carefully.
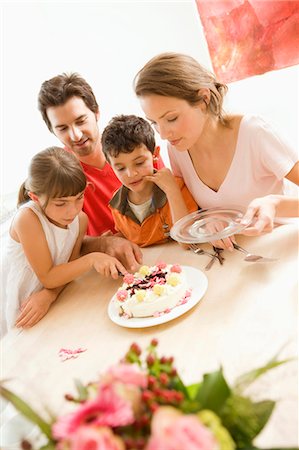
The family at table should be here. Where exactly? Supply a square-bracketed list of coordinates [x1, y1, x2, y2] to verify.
[1, 52, 298, 337]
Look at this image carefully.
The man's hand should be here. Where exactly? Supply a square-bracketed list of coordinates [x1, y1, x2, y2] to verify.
[82, 234, 142, 272]
[15, 288, 59, 328]
[99, 234, 143, 272]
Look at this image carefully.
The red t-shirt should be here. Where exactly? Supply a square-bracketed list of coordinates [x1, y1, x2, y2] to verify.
[80, 161, 121, 236]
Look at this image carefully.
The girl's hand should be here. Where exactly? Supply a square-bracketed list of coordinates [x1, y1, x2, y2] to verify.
[92, 253, 127, 279]
[15, 289, 56, 328]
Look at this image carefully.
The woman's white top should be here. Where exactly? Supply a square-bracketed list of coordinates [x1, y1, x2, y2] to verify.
[1, 201, 79, 336]
[168, 115, 298, 210]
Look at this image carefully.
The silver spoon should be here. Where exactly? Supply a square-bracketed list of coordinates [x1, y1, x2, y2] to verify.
[233, 243, 277, 263]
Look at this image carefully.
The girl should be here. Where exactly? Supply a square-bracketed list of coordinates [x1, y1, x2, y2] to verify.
[134, 52, 299, 247]
[1, 147, 126, 335]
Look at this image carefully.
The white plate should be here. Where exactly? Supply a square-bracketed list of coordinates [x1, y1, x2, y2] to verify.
[108, 266, 208, 328]
[170, 207, 250, 244]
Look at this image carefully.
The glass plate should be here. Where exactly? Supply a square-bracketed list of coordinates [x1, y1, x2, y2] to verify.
[170, 207, 250, 244]
[108, 266, 208, 328]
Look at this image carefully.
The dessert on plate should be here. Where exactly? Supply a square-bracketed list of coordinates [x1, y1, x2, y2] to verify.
[114, 262, 192, 318]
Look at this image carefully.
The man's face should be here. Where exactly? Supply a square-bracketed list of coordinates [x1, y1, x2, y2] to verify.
[47, 96, 100, 158]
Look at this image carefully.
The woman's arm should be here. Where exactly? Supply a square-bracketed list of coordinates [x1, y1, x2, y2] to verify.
[241, 194, 299, 236]
[285, 160, 299, 185]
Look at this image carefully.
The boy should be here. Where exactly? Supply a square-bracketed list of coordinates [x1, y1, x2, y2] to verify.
[101, 115, 198, 247]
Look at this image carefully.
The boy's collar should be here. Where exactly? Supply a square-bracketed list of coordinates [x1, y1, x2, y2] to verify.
[110, 180, 168, 222]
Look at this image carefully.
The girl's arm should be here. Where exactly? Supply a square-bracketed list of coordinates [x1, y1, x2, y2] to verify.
[68, 211, 88, 260]
[13, 209, 126, 289]
[14, 212, 88, 328]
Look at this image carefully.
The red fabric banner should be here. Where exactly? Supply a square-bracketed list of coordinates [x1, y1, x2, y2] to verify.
[195, 0, 299, 82]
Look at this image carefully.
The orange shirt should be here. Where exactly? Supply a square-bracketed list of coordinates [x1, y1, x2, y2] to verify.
[109, 178, 198, 247]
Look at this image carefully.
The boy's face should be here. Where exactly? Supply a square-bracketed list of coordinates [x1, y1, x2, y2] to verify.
[109, 144, 154, 193]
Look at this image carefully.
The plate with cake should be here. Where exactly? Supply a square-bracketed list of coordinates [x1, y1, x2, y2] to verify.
[108, 262, 208, 328]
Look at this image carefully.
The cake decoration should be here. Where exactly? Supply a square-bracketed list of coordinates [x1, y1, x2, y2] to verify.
[113, 263, 192, 318]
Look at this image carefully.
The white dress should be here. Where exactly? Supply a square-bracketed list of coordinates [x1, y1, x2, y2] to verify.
[1, 201, 79, 336]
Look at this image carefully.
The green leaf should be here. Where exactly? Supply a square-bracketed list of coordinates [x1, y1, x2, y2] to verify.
[74, 378, 89, 401]
[252, 400, 275, 436]
[186, 382, 202, 400]
[234, 353, 295, 394]
[0, 384, 53, 439]
[40, 444, 56, 450]
[220, 395, 275, 448]
[170, 374, 189, 398]
[196, 369, 231, 413]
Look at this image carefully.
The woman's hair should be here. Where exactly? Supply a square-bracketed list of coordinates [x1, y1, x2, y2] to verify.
[18, 146, 87, 208]
[38, 73, 99, 132]
[134, 52, 229, 126]
[102, 114, 156, 160]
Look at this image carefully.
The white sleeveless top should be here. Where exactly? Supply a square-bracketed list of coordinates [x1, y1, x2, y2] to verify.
[1, 201, 79, 336]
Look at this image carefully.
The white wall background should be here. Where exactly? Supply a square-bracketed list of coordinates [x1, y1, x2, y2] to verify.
[1, 0, 298, 213]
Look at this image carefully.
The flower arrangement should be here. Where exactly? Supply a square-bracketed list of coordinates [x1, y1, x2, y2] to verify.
[0, 340, 296, 450]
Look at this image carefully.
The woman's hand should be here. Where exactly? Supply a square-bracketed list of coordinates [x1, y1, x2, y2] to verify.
[241, 195, 278, 236]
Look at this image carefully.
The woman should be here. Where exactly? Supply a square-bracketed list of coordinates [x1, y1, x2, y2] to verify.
[134, 52, 298, 247]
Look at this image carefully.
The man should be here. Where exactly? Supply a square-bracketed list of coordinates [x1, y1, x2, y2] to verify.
[38, 73, 150, 270]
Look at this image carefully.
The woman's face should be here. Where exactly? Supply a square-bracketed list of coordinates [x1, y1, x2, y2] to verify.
[139, 94, 206, 151]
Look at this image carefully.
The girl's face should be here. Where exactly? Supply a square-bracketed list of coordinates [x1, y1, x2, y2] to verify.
[37, 191, 85, 228]
[139, 94, 207, 151]
[109, 145, 154, 194]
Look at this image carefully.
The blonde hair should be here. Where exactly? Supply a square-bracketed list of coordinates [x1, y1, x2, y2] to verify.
[134, 52, 229, 126]
[18, 147, 87, 208]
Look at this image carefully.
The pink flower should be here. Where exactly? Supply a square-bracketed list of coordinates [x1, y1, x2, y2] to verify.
[146, 406, 216, 450]
[105, 363, 148, 388]
[156, 261, 167, 270]
[52, 384, 134, 440]
[62, 425, 125, 450]
[123, 273, 135, 284]
[116, 290, 128, 302]
[170, 264, 182, 273]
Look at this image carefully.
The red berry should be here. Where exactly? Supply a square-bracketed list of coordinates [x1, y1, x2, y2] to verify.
[151, 338, 158, 347]
[159, 372, 169, 385]
[149, 401, 159, 412]
[130, 342, 142, 355]
[146, 354, 155, 366]
[142, 390, 155, 402]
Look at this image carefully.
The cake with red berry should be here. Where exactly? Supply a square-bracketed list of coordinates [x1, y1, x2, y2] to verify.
[114, 262, 191, 318]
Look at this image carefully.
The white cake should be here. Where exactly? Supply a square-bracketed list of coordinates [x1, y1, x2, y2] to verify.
[114, 262, 191, 318]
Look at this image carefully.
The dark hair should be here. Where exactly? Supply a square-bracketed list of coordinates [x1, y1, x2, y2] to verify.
[38, 73, 99, 132]
[18, 146, 87, 208]
[134, 52, 229, 126]
[101, 115, 156, 160]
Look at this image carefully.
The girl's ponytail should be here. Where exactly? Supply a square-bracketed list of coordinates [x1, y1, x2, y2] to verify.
[17, 181, 30, 207]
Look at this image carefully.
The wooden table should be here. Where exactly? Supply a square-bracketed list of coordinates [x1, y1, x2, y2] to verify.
[1, 223, 298, 448]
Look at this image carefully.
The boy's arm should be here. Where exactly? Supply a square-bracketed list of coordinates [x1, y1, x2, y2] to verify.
[145, 168, 193, 223]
